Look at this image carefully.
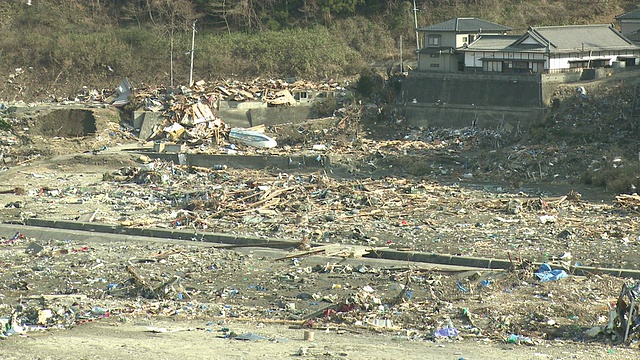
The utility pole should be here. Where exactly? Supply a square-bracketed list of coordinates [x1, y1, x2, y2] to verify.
[413, 0, 419, 50]
[400, 35, 404, 73]
[189, 19, 197, 87]
[170, 18, 175, 87]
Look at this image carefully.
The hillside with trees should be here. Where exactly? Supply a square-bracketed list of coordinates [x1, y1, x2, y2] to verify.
[0, 0, 637, 101]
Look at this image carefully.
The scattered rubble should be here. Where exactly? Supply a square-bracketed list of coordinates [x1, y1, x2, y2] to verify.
[0, 230, 631, 347]
[1, 72, 640, 352]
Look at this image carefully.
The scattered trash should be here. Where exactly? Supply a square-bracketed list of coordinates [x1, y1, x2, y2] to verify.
[614, 281, 640, 343]
[303, 330, 314, 341]
[434, 327, 459, 338]
[371, 319, 393, 328]
[576, 86, 588, 99]
[110, 78, 133, 107]
[145, 326, 187, 333]
[229, 128, 277, 149]
[231, 333, 267, 341]
[539, 215, 556, 224]
[295, 346, 309, 356]
[506, 334, 533, 345]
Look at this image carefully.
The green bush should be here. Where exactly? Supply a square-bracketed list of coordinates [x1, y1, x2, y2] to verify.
[355, 68, 384, 99]
[581, 164, 640, 194]
[311, 97, 339, 118]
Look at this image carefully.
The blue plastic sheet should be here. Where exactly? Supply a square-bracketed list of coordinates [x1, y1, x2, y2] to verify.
[434, 327, 459, 337]
[535, 263, 568, 282]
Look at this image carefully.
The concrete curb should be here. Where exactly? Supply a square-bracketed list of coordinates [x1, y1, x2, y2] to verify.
[134, 151, 330, 170]
[5, 219, 640, 279]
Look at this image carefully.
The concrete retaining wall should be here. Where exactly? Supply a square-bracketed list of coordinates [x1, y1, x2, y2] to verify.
[246, 106, 313, 127]
[400, 103, 546, 129]
[400, 72, 543, 108]
[217, 104, 313, 128]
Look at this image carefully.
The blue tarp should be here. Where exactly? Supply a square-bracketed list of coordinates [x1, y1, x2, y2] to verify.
[535, 263, 568, 282]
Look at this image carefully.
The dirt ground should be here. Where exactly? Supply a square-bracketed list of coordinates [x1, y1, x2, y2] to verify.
[1, 318, 637, 360]
[2, 72, 640, 358]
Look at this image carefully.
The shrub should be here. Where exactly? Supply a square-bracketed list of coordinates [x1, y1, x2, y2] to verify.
[311, 97, 339, 118]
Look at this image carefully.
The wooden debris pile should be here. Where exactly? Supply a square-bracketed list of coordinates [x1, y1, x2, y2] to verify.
[147, 97, 230, 145]
[615, 194, 640, 212]
[134, 77, 346, 145]
[133, 77, 348, 109]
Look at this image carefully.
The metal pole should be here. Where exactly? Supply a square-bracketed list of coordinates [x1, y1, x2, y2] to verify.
[189, 20, 196, 87]
[413, 0, 419, 50]
[170, 28, 174, 87]
[400, 35, 403, 72]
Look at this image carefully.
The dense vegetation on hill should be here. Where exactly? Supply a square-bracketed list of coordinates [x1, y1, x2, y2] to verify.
[0, 0, 637, 100]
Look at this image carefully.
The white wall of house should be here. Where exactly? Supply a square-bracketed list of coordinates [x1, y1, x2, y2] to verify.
[464, 51, 546, 69]
[455, 33, 478, 48]
[550, 51, 640, 70]
[464, 49, 640, 72]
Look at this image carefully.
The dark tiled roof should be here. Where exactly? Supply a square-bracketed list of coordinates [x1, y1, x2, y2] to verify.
[626, 29, 640, 42]
[418, 18, 511, 32]
[616, 8, 640, 19]
[464, 35, 521, 50]
[459, 25, 640, 54]
[526, 24, 636, 51]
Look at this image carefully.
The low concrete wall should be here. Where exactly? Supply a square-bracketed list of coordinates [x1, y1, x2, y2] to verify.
[400, 103, 546, 129]
[188, 153, 328, 169]
[139, 151, 330, 170]
[6, 222, 640, 278]
[137, 112, 165, 140]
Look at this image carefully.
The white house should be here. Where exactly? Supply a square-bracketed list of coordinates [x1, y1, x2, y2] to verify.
[459, 24, 640, 73]
[416, 17, 512, 72]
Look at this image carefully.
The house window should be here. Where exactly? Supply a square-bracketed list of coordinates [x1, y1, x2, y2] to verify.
[591, 59, 608, 68]
[569, 60, 588, 69]
[427, 36, 440, 46]
[468, 35, 475, 43]
[430, 63, 440, 68]
[462, 36, 468, 43]
[430, 54, 440, 58]
[513, 61, 528, 69]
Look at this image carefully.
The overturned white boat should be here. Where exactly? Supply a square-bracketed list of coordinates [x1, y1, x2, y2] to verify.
[229, 128, 277, 148]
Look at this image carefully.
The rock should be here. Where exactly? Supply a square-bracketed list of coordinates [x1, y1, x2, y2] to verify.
[585, 326, 601, 338]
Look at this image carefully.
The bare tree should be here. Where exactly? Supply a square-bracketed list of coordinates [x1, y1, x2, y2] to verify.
[207, 0, 269, 32]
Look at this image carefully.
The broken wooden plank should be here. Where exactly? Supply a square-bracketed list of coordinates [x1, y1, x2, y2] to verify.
[273, 244, 341, 261]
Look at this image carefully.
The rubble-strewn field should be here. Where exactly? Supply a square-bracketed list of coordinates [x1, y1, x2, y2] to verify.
[1, 73, 640, 358]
